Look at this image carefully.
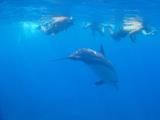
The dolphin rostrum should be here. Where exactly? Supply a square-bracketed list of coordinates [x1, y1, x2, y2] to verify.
[55, 45, 118, 87]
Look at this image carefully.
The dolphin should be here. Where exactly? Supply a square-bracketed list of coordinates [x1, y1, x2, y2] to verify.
[84, 22, 106, 37]
[39, 16, 74, 36]
[55, 45, 118, 88]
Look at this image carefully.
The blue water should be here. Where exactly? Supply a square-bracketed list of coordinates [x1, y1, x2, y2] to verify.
[0, 0, 160, 120]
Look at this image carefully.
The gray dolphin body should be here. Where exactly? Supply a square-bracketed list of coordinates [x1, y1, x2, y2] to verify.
[67, 47, 118, 87]
[40, 16, 74, 36]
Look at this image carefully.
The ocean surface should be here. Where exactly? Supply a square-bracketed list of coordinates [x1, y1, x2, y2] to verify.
[0, 0, 160, 120]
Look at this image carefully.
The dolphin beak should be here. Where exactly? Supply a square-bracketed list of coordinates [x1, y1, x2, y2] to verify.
[69, 54, 80, 60]
[69, 55, 74, 59]
[52, 53, 80, 62]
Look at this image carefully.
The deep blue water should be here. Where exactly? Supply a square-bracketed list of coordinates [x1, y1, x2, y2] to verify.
[0, 0, 160, 120]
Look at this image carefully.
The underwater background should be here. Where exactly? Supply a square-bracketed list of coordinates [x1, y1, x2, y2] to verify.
[0, 0, 160, 120]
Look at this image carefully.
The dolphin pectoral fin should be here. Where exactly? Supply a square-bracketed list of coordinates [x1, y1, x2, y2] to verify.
[95, 80, 104, 85]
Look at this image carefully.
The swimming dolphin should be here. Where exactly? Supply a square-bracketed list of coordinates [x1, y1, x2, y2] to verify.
[84, 22, 106, 37]
[107, 19, 155, 43]
[40, 16, 74, 36]
[55, 45, 118, 87]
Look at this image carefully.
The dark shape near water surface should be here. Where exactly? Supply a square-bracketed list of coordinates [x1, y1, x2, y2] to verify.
[107, 20, 155, 43]
[55, 45, 118, 88]
[84, 22, 106, 37]
[40, 16, 74, 36]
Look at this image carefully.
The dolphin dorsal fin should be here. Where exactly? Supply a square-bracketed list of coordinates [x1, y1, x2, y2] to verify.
[100, 44, 105, 56]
